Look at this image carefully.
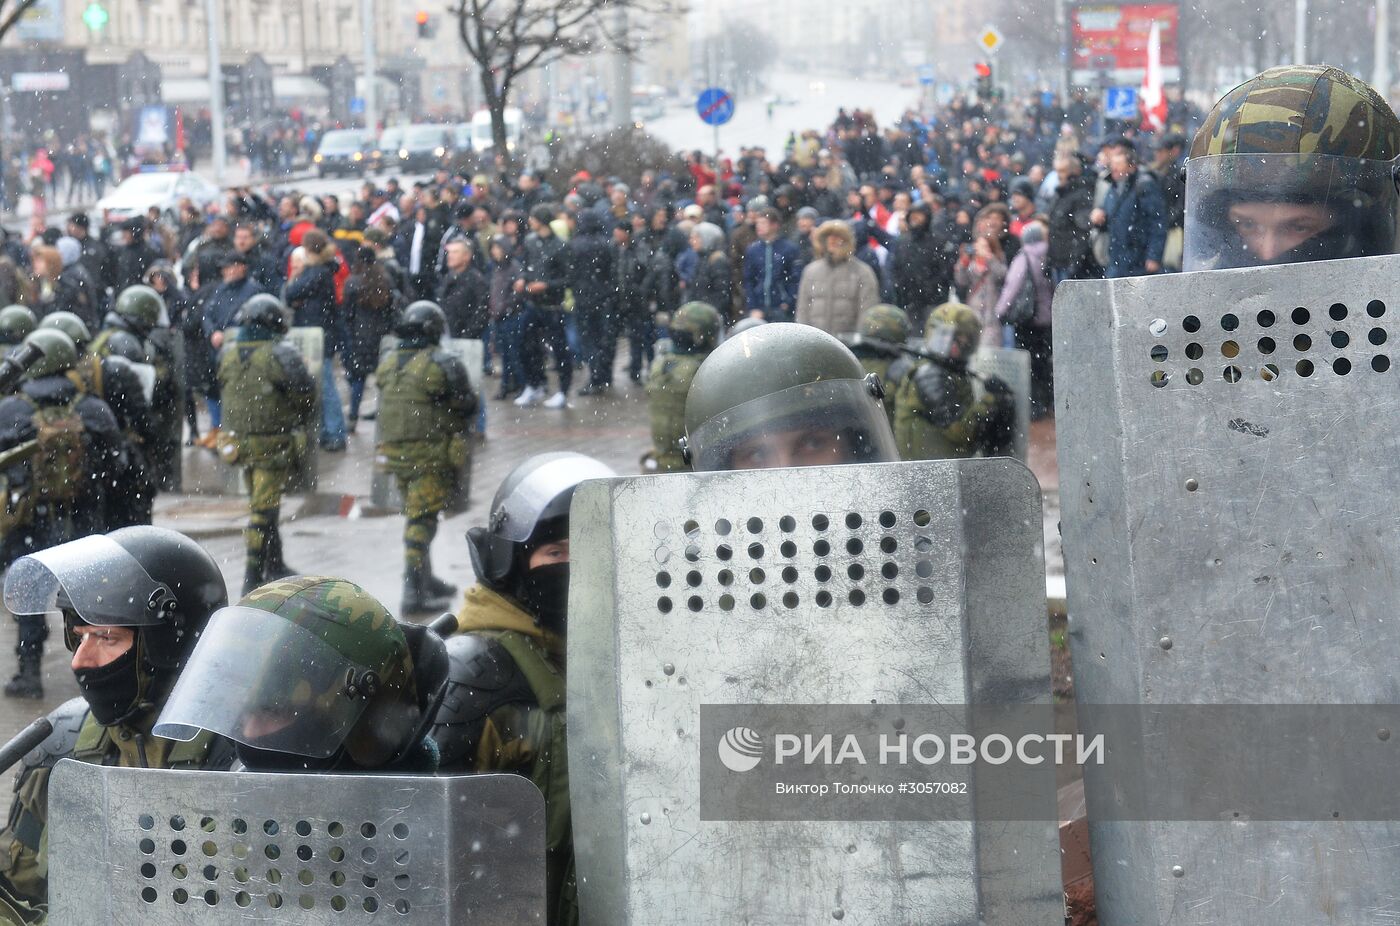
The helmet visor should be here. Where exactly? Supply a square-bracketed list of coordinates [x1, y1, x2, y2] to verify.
[494, 454, 618, 542]
[1184, 153, 1400, 271]
[687, 378, 899, 472]
[4, 535, 174, 625]
[154, 606, 374, 758]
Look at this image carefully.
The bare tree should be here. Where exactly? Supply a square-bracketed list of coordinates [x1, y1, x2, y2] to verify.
[451, 0, 681, 165]
[0, 0, 42, 198]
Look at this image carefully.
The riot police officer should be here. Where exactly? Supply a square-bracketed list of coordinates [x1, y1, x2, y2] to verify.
[0, 527, 235, 917]
[374, 300, 479, 615]
[0, 307, 34, 350]
[214, 294, 315, 595]
[0, 330, 121, 700]
[891, 302, 1014, 461]
[1185, 65, 1400, 270]
[431, 451, 617, 926]
[38, 311, 156, 528]
[646, 301, 722, 472]
[683, 323, 899, 471]
[155, 575, 448, 773]
[848, 303, 912, 426]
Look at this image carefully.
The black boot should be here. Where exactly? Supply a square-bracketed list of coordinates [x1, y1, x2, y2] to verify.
[402, 566, 451, 615]
[423, 547, 457, 601]
[263, 522, 297, 583]
[3, 651, 42, 700]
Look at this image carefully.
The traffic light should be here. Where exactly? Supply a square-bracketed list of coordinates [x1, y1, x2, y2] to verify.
[975, 61, 994, 100]
[82, 1, 108, 31]
[415, 10, 431, 38]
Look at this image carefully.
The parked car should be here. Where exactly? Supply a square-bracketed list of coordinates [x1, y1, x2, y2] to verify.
[470, 108, 523, 153]
[312, 129, 374, 177]
[98, 169, 221, 225]
[369, 126, 406, 173]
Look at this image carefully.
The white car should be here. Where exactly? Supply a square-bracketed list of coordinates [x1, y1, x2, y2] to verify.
[98, 170, 222, 225]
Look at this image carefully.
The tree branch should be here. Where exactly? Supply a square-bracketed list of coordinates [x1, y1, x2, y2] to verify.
[0, 0, 42, 42]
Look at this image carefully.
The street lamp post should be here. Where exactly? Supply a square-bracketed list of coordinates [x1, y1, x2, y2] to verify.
[1294, 0, 1308, 64]
[204, 0, 225, 184]
[362, 0, 378, 133]
[1376, 0, 1392, 99]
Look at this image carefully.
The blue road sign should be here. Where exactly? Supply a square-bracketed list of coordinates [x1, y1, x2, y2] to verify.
[1104, 86, 1138, 120]
[918, 66, 935, 86]
[349, 96, 365, 115]
[696, 87, 735, 126]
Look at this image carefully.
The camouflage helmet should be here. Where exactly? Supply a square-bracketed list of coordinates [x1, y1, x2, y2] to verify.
[396, 300, 447, 342]
[925, 301, 982, 367]
[20, 328, 77, 378]
[683, 323, 898, 472]
[860, 304, 910, 344]
[154, 576, 427, 771]
[37, 311, 90, 352]
[1185, 66, 1400, 269]
[236, 293, 290, 333]
[114, 285, 163, 331]
[670, 301, 723, 353]
[0, 305, 36, 345]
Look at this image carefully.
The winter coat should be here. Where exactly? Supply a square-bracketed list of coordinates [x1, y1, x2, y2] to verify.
[522, 231, 570, 308]
[489, 256, 524, 322]
[283, 256, 340, 350]
[954, 254, 1008, 348]
[795, 225, 879, 335]
[1046, 171, 1098, 278]
[995, 240, 1054, 329]
[566, 213, 615, 311]
[343, 269, 398, 380]
[742, 237, 802, 315]
[891, 218, 955, 312]
[690, 250, 732, 313]
[436, 266, 490, 340]
[1101, 169, 1167, 279]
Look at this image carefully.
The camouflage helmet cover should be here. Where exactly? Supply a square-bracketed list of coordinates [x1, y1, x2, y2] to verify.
[1190, 65, 1400, 160]
[154, 576, 421, 768]
[396, 300, 447, 341]
[37, 310, 90, 351]
[925, 301, 983, 366]
[671, 301, 723, 352]
[114, 285, 163, 329]
[236, 293, 290, 332]
[860, 304, 911, 344]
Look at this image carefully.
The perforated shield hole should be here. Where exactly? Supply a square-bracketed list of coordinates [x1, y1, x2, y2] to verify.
[139, 838, 155, 854]
[268, 892, 283, 908]
[1257, 336, 1275, 354]
[139, 814, 154, 831]
[1220, 313, 1239, 331]
[1296, 359, 1315, 377]
[917, 587, 935, 604]
[1374, 355, 1392, 372]
[815, 590, 833, 607]
[396, 898, 412, 913]
[294, 820, 311, 838]
[1182, 314, 1201, 332]
[746, 517, 763, 534]
[1334, 357, 1352, 375]
[748, 568, 765, 584]
[330, 895, 346, 911]
[714, 518, 731, 535]
[1256, 309, 1276, 327]
[813, 539, 830, 556]
[1260, 364, 1280, 382]
[392, 823, 409, 840]
[656, 597, 672, 614]
[656, 572, 671, 588]
[716, 544, 732, 561]
[812, 514, 829, 531]
[1293, 333, 1312, 351]
[171, 839, 187, 856]
[296, 845, 313, 861]
[879, 510, 896, 529]
[912, 509, 931, 527]
[1149, 318, 1167, 336]
[1371, 327, 1388, 345]
[141, 886, 158, 903]
[263, 820, 279, 837]
[848, 589, 866, 606]
[1292, 306, 1311, 325]
[778, 515, 796, 532]
[1150, 370, 1169, 387]
[1184, 342, 1203, 360]
[170, 816, 186, 832]
[172, 888, 188, 904]
[685, 571, 701, 587]
[1331, 330, 1350, 349]
[1186, 368, 1204, 385]
[232, 818, 247, 835]
[814, 564, 832, 582]
[1220, 341, 1239, 359]
[1223, 366, 1242, 383]
[1329, 303, 1349, 321]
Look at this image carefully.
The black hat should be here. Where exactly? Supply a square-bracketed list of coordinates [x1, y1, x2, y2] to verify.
[453, 201, 473, 219]
[221, 251, 250, 268]
[69, 213, 90, 229]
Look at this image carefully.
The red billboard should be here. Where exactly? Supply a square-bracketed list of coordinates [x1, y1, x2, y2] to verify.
[1071, 3, 1181, 85]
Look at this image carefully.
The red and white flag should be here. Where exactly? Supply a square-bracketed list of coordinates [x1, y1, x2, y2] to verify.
[1140, 20, 1168, 132]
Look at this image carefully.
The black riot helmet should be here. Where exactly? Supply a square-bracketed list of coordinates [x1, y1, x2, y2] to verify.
[4, 527, 228, 725]
[396, 300, 447, 342]
[236, 293, 291, 333]
[467, 452, 616, 592]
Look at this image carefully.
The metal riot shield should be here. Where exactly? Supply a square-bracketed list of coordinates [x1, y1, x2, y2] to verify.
[127, 361, 157, 403]
[1054, 255, 1400, 924]
[969, 345, 1031, 461]
[47, 760, 546, 924]
[568, 459, 1061, 924]
[215, 327, 322, 497]
[147, 324, 186, 491]
[370, 336, 483, 514]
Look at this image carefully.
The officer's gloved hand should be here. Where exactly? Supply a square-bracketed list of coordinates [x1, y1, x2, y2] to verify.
[982, 375, 1013, 398]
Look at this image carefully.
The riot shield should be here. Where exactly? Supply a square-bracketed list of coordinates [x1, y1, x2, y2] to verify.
[47, 760, 546, 923]
[147, 324, 185, 492]
[213, 326, 323, 497]
[127, 361, 156, 403]
[370, 336, 483, 514]
[969, 345, 1031, 461]
[568, 459, 1061, 924]
[1054, 255, 1400, 924]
